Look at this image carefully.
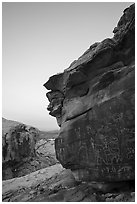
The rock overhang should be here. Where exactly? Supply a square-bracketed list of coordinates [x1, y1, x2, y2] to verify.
[44, 4, 135, 182]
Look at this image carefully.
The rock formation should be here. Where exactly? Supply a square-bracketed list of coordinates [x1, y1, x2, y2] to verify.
[2, 163, 135, 202]
[3, 124, 38, 162]
[2, 123, 39, 179]
[44, 4, 135, 182]
[2, 118, 60, 180]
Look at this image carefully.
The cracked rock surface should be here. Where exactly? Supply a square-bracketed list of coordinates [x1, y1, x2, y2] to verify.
[2, 4, 135, 202]
[2, 164, 135, 202]
[2, 118, 58, 180]
[44, 4, 135, 182]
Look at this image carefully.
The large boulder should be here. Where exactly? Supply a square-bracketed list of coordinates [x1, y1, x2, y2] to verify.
[2, 123, 39, 180]
[2, 118, 60, 180]
[44, 4, 135, 182]
[3, 124, 38, 163]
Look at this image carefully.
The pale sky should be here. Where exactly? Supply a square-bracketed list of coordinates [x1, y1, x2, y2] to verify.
[2, 2, 133, 131]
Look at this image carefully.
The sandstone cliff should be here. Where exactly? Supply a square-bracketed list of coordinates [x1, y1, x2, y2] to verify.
[44, 4, 135, 182]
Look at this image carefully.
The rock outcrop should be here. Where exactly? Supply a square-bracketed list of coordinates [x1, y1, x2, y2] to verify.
[2, 123, 39, 180]
[2, 163, 135, 202]
[3, 124, 38, 162]
[44, 4, 135, 182]
[2, 119, 58, 180]
[35, 139, 58, 165]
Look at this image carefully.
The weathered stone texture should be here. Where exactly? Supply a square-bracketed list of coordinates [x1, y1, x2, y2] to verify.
[2, 124, 39, 180]
[2, 124, 38, 163]
[44, 4, 135, 182]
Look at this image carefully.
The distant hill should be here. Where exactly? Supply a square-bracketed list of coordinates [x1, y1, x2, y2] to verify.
[2, 117, 59, 139]
[2, 117, 21, 135]
[39, 130, 59, 140]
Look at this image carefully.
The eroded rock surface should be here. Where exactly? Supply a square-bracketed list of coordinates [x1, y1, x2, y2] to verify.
[2, 124, 39, 179]
[44, 4, 135, 182]
[2, 121, 58, 180]
[2, 164, 135, 202]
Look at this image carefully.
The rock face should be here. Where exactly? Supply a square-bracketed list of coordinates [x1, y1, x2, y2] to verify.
[2, 123, 39, 180]
[3, 124, 38, 163]
[2, 118, 59, 180]
[35, 139, 58, 168]
[44, 4, 135, 182]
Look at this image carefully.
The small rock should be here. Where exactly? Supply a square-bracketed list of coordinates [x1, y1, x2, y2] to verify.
[131, 192, 135, 197]
[106, 197, 114, 202]
[29, 190, 36, 195]
[114, 193, 124, 201]
[105, 193, 113, 198]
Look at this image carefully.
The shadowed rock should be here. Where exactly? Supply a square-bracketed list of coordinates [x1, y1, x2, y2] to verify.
[2, 118, 60, 180]
[2, 123, 39, 180]
[44, 4, 135, 182]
